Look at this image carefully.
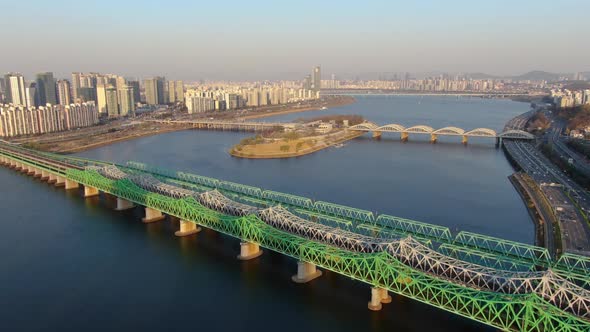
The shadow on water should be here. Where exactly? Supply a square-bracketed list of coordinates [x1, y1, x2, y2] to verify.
[1, 95, 529, 331]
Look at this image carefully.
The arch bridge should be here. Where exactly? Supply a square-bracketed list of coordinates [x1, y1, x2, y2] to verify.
[348, 121, 534, 144]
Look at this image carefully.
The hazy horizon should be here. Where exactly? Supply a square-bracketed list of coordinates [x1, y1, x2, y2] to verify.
[2, 0, 589, 80]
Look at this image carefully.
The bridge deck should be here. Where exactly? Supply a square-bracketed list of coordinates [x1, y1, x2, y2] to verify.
[0, 143, 587, 332]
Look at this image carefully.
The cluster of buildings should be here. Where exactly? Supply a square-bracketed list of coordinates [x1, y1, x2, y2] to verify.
[0, 71, 190, 137]
[551, 89, 590, 108]
[323, 75, 549, 94]
[184, 66, 322, 114]
[0, 102, 98, 137]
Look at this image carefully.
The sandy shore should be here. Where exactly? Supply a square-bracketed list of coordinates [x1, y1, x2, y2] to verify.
[20, 96, 357, 154]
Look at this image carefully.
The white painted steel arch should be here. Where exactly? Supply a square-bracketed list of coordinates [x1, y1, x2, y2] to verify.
[499, 130, 535, 139]
[405, 125, 435, 134]
[376, 124, 406, 132]
[465, 128, 498, 137]
[348, 122, 379, 131]
[433, 127, 465, 135]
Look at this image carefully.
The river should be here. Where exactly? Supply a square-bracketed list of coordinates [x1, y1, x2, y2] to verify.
[0, 95, 531, 331]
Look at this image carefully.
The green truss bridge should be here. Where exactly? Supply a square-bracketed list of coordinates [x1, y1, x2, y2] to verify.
[0, 143, 589, 332]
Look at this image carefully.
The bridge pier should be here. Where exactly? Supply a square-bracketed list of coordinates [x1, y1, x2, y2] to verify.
[430, 134, 437, 143]
[401, 132, 408, 142]
[40, 170, 49, 180]
[47, 173, 57, 183]
[54, 176, 66, 187]
[462, 135, 468, 145]
[237, 242, 263, 260]
[142, 207, 165, 223]
[33, 168, 43, 178]
[495, 137, 501, 148]
[292, 261, 322, 283]
[368, 287, 391, 311]
[175, 219, 201, 237]
[372, 131, 382, 139]
[115, 197, 135, 211]
[83, 185, 99, 198]
[65, 179, 79, 190]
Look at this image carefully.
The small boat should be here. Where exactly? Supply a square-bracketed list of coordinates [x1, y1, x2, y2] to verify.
[334, 143, 345, 148]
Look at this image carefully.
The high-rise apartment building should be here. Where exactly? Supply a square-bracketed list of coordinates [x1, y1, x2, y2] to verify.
[3, 73, 26, 106]
[118, 85, 135, 117]
[25, 82, 37, 108]
[35, 72, 57, 105]
[127, 80, 141, 104]
[96, 84, 107, 114]
[168, 80, 184, 103]
[311, 66, 321, 92]
[56, 80, 71, 106]
[105, 85, 119, 118]
[144, 77, 166, 105]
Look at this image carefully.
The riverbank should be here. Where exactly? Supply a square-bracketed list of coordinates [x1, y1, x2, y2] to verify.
[239, 95, 355, 120]
[229, 130, 364, 159]
[14, 96, 357, 154]
[508, 173, 550, 249]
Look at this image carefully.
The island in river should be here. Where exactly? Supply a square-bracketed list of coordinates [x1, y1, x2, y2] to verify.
[229, 115, 365, 159]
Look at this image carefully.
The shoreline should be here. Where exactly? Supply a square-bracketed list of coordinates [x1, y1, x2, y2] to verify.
[20, 96, 357, 154]
[239, 96, 355, 121]
[229, 131, 364, 159]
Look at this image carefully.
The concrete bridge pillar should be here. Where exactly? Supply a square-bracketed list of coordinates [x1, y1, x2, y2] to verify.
[54, 176, 66, 187]
[33, 168, 43, 178]
[142, 207, 165, 223]
[237, 242, 263, 260]
[115, 197, 135, 211]
[40, 170, 49, 180]
[401, 132, 409, 142]
[175, 220, 201, 237]
[372, 131, 382, 139]
[368, 287, 384, 311]
[65, 179, 79, 190]
[292, 261, 322, 283]
[47, 173, 57, 183]
[495, 137, 501, 148]
[27, 167, 37, 176]
[462, 135, 468, 145]
[83, 185, 99, 197]
[430, 133, 438, 143]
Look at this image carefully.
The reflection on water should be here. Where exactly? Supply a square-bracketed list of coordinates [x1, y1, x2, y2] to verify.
[0, 96, 529, 331]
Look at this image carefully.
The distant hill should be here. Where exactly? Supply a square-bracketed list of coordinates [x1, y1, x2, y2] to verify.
[512, 71, 563, 81]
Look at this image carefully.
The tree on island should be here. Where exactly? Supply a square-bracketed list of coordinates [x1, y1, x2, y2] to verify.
[280, 145, 290, 152]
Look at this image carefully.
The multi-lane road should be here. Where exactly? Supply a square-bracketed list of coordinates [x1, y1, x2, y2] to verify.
[503, 111, 590, 255]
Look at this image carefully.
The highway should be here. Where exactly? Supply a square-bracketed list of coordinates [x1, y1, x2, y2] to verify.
[503, 111, 590, 255]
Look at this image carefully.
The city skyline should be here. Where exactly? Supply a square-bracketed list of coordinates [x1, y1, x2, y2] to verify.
[1, 0, 589, 80]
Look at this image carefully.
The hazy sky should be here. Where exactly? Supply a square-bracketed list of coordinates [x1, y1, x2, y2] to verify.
[1, 0, 589, 80]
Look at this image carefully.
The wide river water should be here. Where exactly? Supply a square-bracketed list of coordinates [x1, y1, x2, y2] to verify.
[1, 95, 531, 331]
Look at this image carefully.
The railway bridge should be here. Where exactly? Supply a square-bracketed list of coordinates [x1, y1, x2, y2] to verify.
[0, 143, 588, 332]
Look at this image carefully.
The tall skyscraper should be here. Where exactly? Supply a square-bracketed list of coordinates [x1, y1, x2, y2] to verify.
[35, 72, 57, 105]
[168, 80, 184, 103]
[25, 82, 37, 108]
[303, 75, 312, 90]
[4, 73, 26, 106]
[127, 80, 141, 104]
[311, 66, 321, 92]
[0, 77, 5, 103]
[118, 85, 135, 117]
[57, 80, 72, 106]
[71, 72, 82, 101]
[96, 84, 108, 114]
[144, 77, 166, 105]
[105, 85, 119, 118]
